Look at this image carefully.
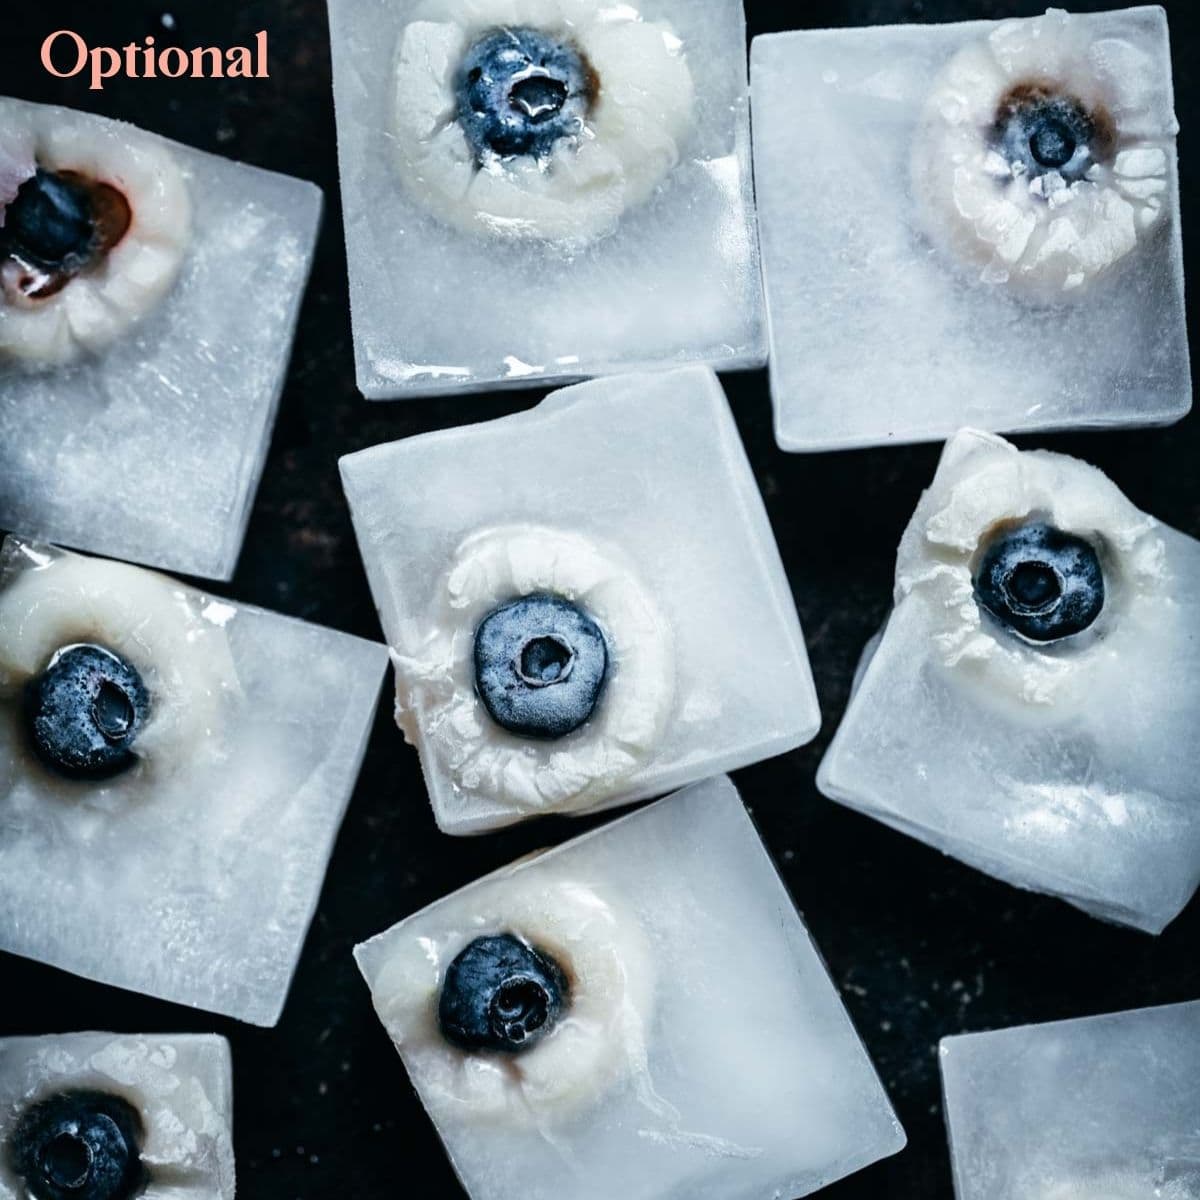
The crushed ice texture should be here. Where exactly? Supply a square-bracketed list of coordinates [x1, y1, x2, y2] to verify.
[0, 99, 322, 581]
[750, 8, 1190, 451]
[340, 366, 819, 833]
[817, 431, 1200, 935]
[0, 1031, 235, 1200]
[941, 1001, 1200, 1200]
[355, 775, 906, 1200]
[326, 0, 765, 399]
[0, 539, 388, 1026]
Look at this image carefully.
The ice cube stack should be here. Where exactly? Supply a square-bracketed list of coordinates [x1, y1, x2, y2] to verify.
[1, 2, 1198, 1200]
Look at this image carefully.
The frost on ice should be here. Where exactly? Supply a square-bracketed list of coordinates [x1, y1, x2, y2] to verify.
[819, 429, 1200, 934]
[0, 538, 388, 1025]
[340, 367, 818, 834]
[941, 1001, 1200, 1200]
[355, 776, 905, 1200]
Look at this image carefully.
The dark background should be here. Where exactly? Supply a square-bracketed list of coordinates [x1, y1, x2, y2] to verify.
[2, 2, 1197, 1196]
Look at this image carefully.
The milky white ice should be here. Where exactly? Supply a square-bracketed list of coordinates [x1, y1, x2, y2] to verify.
[391, 525, 675, 815]
[0, 539, 388, 1025]
[355, 775, 906, 1200]
[327, 0, 764, 397]
[751, 7, 1189, 452]
[392, 0, 694, 242]
[0, 100, 190, 366]
[0, 97, 321, 581]
[818, 429, 1200, 934]
[912, 8, 1170, 297]
[940, 1000, 1200, 1200]
[362, 874, 655, 1126]
[0, 1032, 235, 1200]
[341, 367, 819, 834]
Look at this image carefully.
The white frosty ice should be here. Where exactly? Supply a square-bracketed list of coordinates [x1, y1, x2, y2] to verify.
[750, 7, 1189, 452]
[0, 538, 389, 1025]
[361, 873, 656, 1125]
[355, 774, 906, 1200]
[940, 1000, 1200, 1200]
[390, 524, 675, 815]
[912, 9, 1169, 298]
[818, 429, 1200, 934]
[0, 1032, 235, 1200]
[0, 100, 191, 366]
[392, 0, 694, 242]
[0, 98, 322, 581]
[340, 366, 818, 834]
[327, 0, 764, 397]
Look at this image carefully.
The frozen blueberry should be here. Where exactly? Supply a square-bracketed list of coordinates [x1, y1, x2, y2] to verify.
[992, 87, 1111, 183]
[474, 593, 608, 739]
[439, 933, 569, 1054]
[0, 170, 98, 272]
[974, 522, 1105, 643]
[24, 643, 150, 780]
[7, 1090, 145, 1200]
[455, 27, 596, 161]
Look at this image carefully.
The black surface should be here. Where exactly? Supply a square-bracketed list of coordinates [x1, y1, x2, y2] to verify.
[2, 2, 1198, 1197]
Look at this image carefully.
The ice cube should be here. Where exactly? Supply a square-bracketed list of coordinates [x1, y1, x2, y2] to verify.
[940, 1000, 1200, 1200]
[818, 428, 1200, 934]
[326, 0, 765, 399]
[750, 8, 1189, 452]
[0, 1031, 235, 1200]
[340, 366, 818, 834]
[0, 98, 322, 581]
[355, 774, 906, 1200]
[0, 538, 388, 1025]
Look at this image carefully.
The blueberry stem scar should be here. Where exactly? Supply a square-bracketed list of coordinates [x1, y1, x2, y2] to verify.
[974, 522, 1105, 643]
[455, 27, 597, 162]
[438, 933, 570, 1054]
[474, 593, 608, 739]
[990, 82, 1114, 186]
[0, 168, 132, 300]
[23, 642, 150, 780]
[8, 1090, 145, 1200]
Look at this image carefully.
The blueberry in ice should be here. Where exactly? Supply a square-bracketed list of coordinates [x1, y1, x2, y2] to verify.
[0, 170, 97, 272]
[474, 593, 608, 739]
[24, 643, 150, 780]
[992, 86, 1112, 183]
[456, 27, 596, 161]
[8, 1090, 145, 1200]
[974, 522, 1105, 642]
[439, 933, 570, 1053]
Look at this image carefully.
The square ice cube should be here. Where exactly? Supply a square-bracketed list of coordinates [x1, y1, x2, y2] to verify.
[751, 7, 1189, 452]
[0, 1032, 235, 1200]
[818, 428, 1200, 935]
[326, 0, 765, 399]
[0, 538, 388, 1025]
[355, 774, 906, 1200]
[340, 366, 818, 834]
[940, 1000, 1200, 1200]
[0, 98, 322, 580]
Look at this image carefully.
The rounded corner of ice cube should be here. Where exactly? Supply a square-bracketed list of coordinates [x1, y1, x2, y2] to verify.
[883, 1113, 909, 1158]
[814, 741, 847, 804]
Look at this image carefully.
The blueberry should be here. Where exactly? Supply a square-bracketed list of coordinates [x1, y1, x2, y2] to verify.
[974, 522, 1105, 643]
[456, 28, 595, 161]
[474, 593, 607, 739]
[7, 1091, 145, 1200]
[992, 87, 1110, 183]
[24, 644, 150, 780]
[1, 170, 97, 272]
[439, 933, 569, 1053]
